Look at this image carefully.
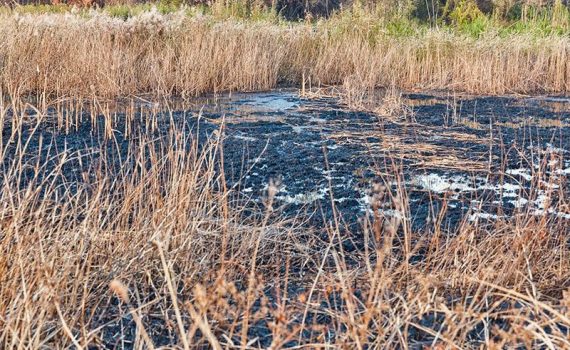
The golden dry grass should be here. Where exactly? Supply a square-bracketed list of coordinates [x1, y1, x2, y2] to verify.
[0, 97, 569, 348]
[1, 10, 570, 99]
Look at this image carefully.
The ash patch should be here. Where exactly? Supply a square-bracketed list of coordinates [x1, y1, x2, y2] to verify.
[204, 91, 570, 229]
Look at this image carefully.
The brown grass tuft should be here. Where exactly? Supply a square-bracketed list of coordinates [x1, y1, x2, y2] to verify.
[109, 279, 130, 304]
[1, 11, 570, 99]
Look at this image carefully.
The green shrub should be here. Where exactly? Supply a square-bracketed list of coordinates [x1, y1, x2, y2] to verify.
[158, 0, 182, 13]
[447, 0, 485, 25]
[15, 4, 71, 14]
[457, 14, 490, 36]
[386, 17, 420, 36]
[106, 4, 132, 19]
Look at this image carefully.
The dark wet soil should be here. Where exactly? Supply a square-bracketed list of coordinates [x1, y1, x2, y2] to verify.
[3, 89, 570, 231]
[195, 90, 570, 230]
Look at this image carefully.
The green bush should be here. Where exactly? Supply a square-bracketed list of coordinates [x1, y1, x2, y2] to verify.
[106, 4, 132, 19]
[15, 4, 71, 14]
[446, 0, 485, 25]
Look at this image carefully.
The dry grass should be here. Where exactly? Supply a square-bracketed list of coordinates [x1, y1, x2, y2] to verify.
[1, 9, 570, 100]
[0, 101, 306, 348]
[0, 95, 569, 348]
[1, 6, 570, 349]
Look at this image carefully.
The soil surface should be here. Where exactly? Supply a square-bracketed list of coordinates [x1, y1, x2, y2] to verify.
[195, 90, 570, 230]
[3, 89, 570, 231]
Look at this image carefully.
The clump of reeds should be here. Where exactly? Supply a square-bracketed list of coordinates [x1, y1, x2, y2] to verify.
[1, 8, 570, 100]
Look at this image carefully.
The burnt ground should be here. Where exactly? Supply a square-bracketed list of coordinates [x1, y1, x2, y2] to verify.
[200, 90, 570, 231]
[2, 89, 570, 230]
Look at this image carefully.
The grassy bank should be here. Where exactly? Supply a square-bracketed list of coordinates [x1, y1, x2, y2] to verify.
[2, 4, 570, 99]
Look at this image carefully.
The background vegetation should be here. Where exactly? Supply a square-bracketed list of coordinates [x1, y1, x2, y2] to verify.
[4, 0, 570, 28]
[2, 0, 570, 99]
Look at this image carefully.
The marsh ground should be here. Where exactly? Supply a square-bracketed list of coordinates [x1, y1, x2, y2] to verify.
[7, 89, 569, 226]
[3, 1, 570, 348]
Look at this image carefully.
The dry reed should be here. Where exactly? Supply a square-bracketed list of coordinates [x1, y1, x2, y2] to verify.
[0, 96, 569, 348]
[1, 9, 570, 100]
